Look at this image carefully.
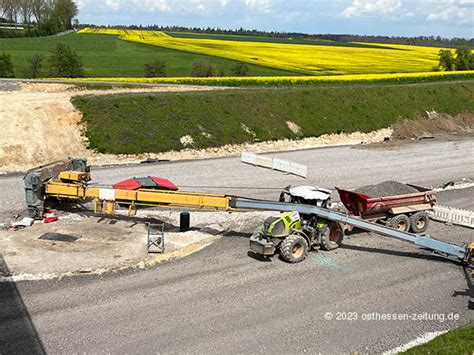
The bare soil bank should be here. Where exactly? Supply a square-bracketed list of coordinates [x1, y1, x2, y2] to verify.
[392, 112, 474, 139]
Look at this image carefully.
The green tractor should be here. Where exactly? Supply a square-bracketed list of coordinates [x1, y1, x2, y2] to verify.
[249, 211, 345, 263]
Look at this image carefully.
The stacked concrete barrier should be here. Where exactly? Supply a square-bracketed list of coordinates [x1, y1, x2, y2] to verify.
[241, 152, 308, 178]
[429, 205, 474, 229]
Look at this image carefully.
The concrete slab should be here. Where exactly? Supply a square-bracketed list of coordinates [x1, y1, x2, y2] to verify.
[0, 210, 274, 280]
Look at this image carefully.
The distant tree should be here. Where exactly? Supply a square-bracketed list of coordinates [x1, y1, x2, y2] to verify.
[438, 49, 455, 71]
[0, 52, 15, 78]
[144, 59, 166, 77]
[454, 47, 474, 71]
[1, 0, 19, 23]
[231, 62, 249, 76]
[18, 0, 34, 26]
[31, 0, 49, 24]
[48, 43, 84, 77]
[25, 53, 44, 78]
[190, 59, 216, 77]
[54, 0, 78, 30]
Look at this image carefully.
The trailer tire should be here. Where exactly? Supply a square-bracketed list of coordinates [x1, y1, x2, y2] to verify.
[389, 214, 411, 232]
[280, 234, 308, 263]
[410, 212, 429, 234]
[320, 222, 345, 251]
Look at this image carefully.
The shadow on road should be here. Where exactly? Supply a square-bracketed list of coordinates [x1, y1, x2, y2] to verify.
[341, 243, 455, 263]
[0, 254, 45, 354]
[452, 266, 474, 310]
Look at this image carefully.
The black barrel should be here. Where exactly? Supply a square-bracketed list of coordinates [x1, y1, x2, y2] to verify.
[180, 212, 190, 232]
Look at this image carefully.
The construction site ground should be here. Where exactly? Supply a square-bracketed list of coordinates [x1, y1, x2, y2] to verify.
[0, 210, 272, 279]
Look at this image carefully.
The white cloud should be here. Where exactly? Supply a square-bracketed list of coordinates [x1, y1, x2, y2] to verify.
[105, 0, 123, 11]
[342, 0, 403, 17]
[427, 5, 473, 24]
[132, 0, 172, 12]
[245, 0, 273, 13]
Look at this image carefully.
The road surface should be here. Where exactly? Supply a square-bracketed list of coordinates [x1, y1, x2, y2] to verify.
[0, 139, 473, 353]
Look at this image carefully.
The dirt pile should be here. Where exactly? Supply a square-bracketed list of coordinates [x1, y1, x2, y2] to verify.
[0, 84, 222, 173]
[355, 181, 418, 197]
[392, 111, 474, 139]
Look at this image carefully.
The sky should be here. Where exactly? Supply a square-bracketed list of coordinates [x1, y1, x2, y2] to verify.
[76, 0, 474, 38]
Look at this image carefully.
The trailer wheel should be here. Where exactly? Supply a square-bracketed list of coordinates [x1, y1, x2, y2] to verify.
[389, 214, 410, 232]
[280, 234, 308, 263]
[410, 212, 429, 234]
[320, 222, 345, 251]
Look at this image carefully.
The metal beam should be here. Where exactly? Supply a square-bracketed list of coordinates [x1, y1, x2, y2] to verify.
[232, 198, 467, 260]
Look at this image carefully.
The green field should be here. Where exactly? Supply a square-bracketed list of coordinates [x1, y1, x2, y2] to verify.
[72, 81, 474, 154]
[0, 33, 297, 78]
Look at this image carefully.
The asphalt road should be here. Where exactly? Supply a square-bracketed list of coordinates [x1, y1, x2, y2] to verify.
[0, 139, 473, 353]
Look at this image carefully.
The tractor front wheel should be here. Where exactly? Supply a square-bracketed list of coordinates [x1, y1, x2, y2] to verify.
[280, 234, 308, 263]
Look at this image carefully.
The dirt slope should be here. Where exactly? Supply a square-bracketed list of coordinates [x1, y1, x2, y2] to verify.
[0, 84, 220, 172]
[392, 111, 474, 139]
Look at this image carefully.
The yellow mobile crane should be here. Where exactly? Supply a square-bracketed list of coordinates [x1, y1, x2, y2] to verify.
[24, 159, 474, 265]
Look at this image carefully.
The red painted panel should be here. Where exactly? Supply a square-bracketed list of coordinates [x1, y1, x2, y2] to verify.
[113, 178, 141, 190]
[149, 176, 178, 191]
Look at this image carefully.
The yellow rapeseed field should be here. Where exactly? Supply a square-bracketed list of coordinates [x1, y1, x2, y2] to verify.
[79, 28, 446, 76]
[58, 70, 474, 86]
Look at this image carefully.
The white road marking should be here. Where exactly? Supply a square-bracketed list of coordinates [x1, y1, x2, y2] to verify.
[383, 330, 449, 354]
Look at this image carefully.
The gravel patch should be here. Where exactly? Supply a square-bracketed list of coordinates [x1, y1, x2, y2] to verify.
[0, 80, 20, 92]
[355, 181, 419, 197]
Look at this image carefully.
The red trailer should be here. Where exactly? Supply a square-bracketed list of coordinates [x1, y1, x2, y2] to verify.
[337, 184, 437, 233]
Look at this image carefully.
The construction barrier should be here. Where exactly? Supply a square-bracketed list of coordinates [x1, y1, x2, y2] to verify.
[429, 205, 474, 229]
[241, 152, 308, 178]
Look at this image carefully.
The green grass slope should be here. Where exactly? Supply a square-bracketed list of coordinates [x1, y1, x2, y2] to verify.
[0, 33, 297, 78]
[72, 81, 474, 154]
[403, 322, 474, 355]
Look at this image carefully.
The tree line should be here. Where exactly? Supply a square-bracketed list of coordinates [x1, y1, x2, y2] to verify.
[438, 48, 474, 71]
[88, 24, 473, 48]
[0, 0, 78, 37]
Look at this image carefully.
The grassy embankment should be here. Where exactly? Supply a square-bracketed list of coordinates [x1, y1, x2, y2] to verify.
[403, 322, 474, 354]
[72, 81, 474, 155]
[0, 33, 296, 78]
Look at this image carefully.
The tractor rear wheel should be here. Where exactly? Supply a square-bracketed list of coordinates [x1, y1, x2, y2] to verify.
[280, 234, 308, 263]
[320, 222, 345, 251]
